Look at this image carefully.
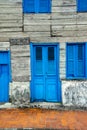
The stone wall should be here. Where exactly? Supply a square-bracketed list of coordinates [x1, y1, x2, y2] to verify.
[10, 38, 30, 82]
[62, 80, 87, 107]
[9, 38, 30, 107]
[10, 82, 30, 107]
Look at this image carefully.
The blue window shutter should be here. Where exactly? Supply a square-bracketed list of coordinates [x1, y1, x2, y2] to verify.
[77, 44, 85, 77]
[39, 0, 51, 13]
[67, 45, 74, 77]
[23, 0, 35, 13]
[77, 0, 87, 12]
[85, 43, 87, 78]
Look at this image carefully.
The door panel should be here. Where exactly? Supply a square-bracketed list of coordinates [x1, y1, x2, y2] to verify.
[31, 45, 61, 102]
[46, 47, 58, 101]
[33, 46, 44, 101]
[0, 64, 9, 102]
[34, 77, 44, 100]
[47, 47, 56, 75]
[46, 77, 57, 101]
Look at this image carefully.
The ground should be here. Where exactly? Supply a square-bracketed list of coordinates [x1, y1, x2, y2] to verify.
[0, 108, 87, 129]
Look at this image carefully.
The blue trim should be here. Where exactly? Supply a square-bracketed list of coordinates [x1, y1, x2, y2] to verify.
[74, 45, 77, 77]
[35, 0, 39, 13]
[23, 0, 52, 13]
[66, 43, 68, 78]
[8, 51, 12, 82]
[56, 44, 62, 102]
[66, 42, 86, 79]
[85, 43, 87, 78]
[30, 42, 61, 102]
[31, 42, 58, 46]
[77, 0, 87, 12]
[30, 43, 34, 102]
[0, 50, 11, 82]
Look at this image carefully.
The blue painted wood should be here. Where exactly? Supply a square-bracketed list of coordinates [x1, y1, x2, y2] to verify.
[0, 51, 10, 102]
[39, 0, 51, 13]
[23, 0, 35, 13]
[85, 43, 87, 78]
[77, 0, 87, 12]
[45, 46, 58, 101]
[8, 51, 12, 82]
[30, 43, 34, 102]
[77, 45, 85, 77]
[33, 46, 45, 101]
[23, 0, 51, 13]
[30, 44, 61, 102]
[67, 45, 74, 77]
[67, 43, 85, 79]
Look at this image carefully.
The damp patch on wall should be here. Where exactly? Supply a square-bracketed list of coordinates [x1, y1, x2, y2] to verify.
[62, 80, 87, 107]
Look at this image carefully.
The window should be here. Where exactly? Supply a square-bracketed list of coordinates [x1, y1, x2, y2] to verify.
[66, 43, 87, 79]
[48, 47, 54, 60]
[36, 47, 42, 60]
[77, 0, 87, 12]
[23, 0, 51, 13]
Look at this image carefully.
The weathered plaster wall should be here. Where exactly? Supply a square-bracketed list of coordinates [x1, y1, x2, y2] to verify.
[62, 80, 87, 107]
[59, 43, 66, 79]
[9, 38, 30, 107]
[24, 0, 87, 43]
[10, 82, 30, 107]
[0, 0, 87, 43]
[10, 38, 30, 82]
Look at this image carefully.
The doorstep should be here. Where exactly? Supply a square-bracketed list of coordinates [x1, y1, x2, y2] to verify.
[30, 102, 62, 109]
[0, 102, 62, 109]
[0, 103, 16, 109]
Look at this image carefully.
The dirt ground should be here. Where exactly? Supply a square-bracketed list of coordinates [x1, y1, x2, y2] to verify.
[0, 108, 87, 129]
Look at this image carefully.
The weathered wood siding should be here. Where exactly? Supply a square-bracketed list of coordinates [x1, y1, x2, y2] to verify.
[10, 38, 30, 82]
[51, 0, 87, 40]
[0, 0, 87, 42]
[0, 0, 23, 42]
[0, 0, 87, 81]
[23, 0, 87, 42]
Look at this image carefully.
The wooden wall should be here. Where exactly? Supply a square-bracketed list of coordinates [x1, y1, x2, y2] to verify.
[0, 0, 24, 42]
[24, 0, 87, 43]
[0, 0, 87, 81]
[10, 38, 30, 82]
[0, 0, 87, 42]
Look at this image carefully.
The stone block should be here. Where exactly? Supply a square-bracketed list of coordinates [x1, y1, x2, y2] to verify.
[10, 82, 30, 107]
[62, 80, 87, 107]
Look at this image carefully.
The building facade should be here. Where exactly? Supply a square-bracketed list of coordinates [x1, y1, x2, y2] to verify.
[0, 0, 87, 108]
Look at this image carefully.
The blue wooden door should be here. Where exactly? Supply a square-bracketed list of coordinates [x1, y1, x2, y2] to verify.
[0, 52, 10, 102]
[31, 45, 61, 102]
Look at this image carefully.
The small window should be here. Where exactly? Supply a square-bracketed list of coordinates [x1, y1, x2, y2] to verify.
[36, 47, 42, 60]
[77, 0, 87, 12]
[48, 47, 54, 60]
[67, 43, 86, 79]
[78, 45, 83, 60]
[23, 0, 51, 13]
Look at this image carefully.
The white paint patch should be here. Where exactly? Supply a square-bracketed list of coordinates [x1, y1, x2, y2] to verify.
[62, 80, 87, 107]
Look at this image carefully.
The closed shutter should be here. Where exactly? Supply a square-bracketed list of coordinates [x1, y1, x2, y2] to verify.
[23, 0, 35, 13]
[39, 0, 51, 13]
[67, 45, 74, 77]
[77, 44, 85, 77]
[77, 0, 87, 12]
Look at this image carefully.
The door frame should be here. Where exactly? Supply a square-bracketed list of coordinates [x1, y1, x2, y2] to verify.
[0, 50, 11, 82]
[30, 42, 61, 102]
[0, 50, 11, 102]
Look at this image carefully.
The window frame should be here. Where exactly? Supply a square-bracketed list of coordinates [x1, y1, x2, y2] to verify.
[77, 0, 87, 12]
[23, 0, 51, 14]
[66, 43, 87, 79]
